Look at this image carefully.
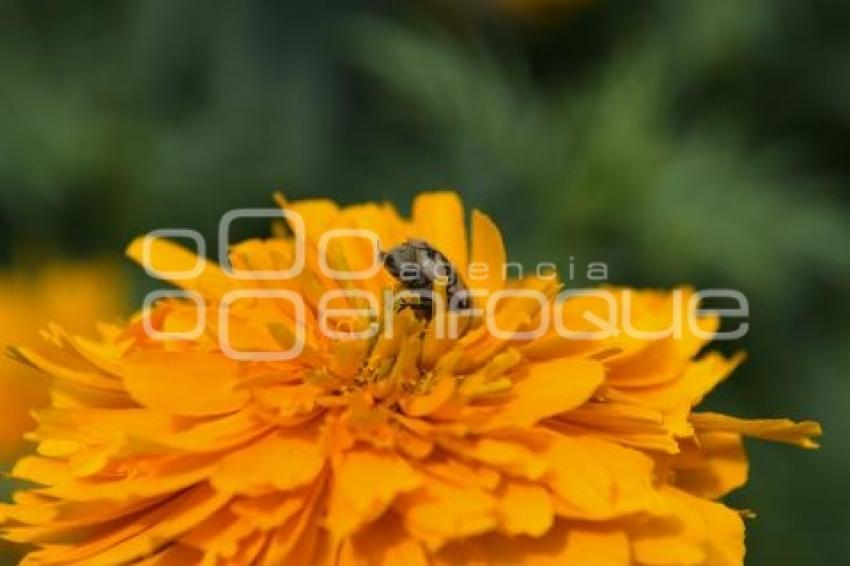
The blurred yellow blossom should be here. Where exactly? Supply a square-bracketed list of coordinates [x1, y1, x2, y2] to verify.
[0, 262, 126, 460]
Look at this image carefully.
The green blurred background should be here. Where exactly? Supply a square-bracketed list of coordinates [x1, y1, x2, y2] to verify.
[1, 0, 848, 563]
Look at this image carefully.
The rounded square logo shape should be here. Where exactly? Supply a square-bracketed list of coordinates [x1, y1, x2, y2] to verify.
[485, 289, 550, 341]
[142, 290, 207, 341]
[317, 228, 382, 280]
[218, 290, 306, 361]
[142, 229, 206, 280]
[219, 208, 305, 279]
[318, 289, 380, 340]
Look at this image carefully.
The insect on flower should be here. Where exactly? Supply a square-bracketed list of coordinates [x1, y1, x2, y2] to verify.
[0, 192, 821, 566]
[380, 238, 471, 319]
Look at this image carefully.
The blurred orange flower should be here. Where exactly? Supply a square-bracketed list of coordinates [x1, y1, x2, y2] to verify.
[0, 193, 819, 565]
[0, 262, 126, 460]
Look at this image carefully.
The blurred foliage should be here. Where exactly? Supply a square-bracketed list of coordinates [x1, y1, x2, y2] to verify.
[0, 0, 848, 563]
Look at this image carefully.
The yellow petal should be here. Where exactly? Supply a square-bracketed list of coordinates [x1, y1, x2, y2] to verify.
[498, 481, 554, 536]
[129, 410, 271, 454]
[605, 288, 718, 389]
[633, 487, 745, 566]
[468, 209, 506, 305]
[346, 513, 429, 566]
[562, 526, 631, 565]
[12, 453, 220, 501]
[2, 493, 169, 543]
[672, 431, 749, 499]
[260, 477, 326, 565]
[396, 476, 498, 550]
[231, 489, 309, 531]
[684, 490, 745, 566]
[126, 236, 234, 299]
[21, 483, 229, 565]
[458, 275, 561, 371]
[134, 544, 202, 565]
[212, 426, 326, 494]
[480, 358, 605, 431]
[121, 352, 249, 417]
[439, 436, 549, 481]
[179, 508, 256, 561]
[630, 487, 707, 566]
[555, 398, 679, 454]
[691, 412, 822, 449]
[400, 377, 456, 417]
[325, 449, 422, 538]
[416, 458, 500, 492]
[10, 344, 123, 393]
[336, 202, 413, 263]
[279, 197, 340, 244]
[434, 521, 630, 566]
[633, 352, 745, 412]
[412, 191, 468, 271]
[540, 432, 660, 520]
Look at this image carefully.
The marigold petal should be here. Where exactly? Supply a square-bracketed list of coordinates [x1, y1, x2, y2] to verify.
[498, 481, 554, 537]
[280, 197, 340, 244]
[179, 507, 256, 561]
[439, 436, 549, 481]
[630, 487, 708, 566]
[260, 476, 326, 565]
[634, 352, 745, 412]
[396, 476, 499, 550]
[126, 236, 234, 299]
[212, 426, 326, 494]
[691, 412, 822, 449]
[480, 358, 605, 431]
[434, 521, 630, 566]
[469, 209, 506, 305]
[21, 483, 229, 565]
[400, 377, 456, 417]
[346, 513, 429, 566]
[554, 398, 679, 454]
[412, 191, 468, 271]
[458, 276, 560, 370]
[540, 432, 660, 520]
[10, 344, 123, 393]
[120, 351, 248, 417]
[2, 493, 170, 544]
[325, 449, 422, 538]
[683, 489, 745, 566]
[672, 431, 749, 499]
[562, 526, 631, 565]
[231, 489, 309, 531]
[14, 453, 221, 501]
[134, 544, 203, 565]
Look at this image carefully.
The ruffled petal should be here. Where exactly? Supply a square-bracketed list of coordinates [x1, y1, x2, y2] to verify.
[478, 357, 605, 431]
[120, 351, 249, 417]
[468, 209, 507, 305]
[691, 413, 822, 449]
[126, 236, 234, 299]
[325, 449, 422, 538]
[412, 191, 468, 271]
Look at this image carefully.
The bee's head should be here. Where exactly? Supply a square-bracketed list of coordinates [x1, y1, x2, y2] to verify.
[379, 250, 398, 277]
[380, 243, 420, 281]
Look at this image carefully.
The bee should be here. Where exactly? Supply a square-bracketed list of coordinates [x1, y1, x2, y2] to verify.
[380, 239, 471, 319]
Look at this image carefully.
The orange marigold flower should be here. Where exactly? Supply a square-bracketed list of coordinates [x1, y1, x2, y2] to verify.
[0, 192, 819, 565]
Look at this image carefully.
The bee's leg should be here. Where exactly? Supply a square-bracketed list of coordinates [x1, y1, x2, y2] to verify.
[408, 302, 434, 321]
[395, 296, 434, 320]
